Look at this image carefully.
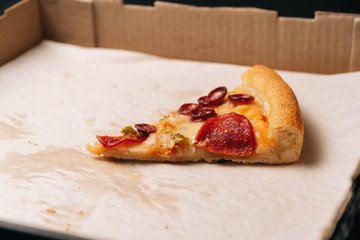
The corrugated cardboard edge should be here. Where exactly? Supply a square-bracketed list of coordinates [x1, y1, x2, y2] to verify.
[277, 12, 356, 73]
[350, 18, 360, 72]
[94, 1, 279, 69]
[0, 0, 42, 67]
[316, 11, 360, 72]
[39, 0, 96, 47]
[92, 0, 360, 74]
[2, 0, 359, 73]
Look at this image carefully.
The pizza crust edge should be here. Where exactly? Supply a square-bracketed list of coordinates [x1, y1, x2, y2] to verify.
[241, 65, 304, 164]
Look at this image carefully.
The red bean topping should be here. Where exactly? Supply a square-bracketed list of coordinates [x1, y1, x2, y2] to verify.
[207, 86, 227, 105]
[134, 123, 157, 134]
[97, 135, 146, 148]
[190, 106, 217, 122]
[228, 94, 255, 105]
[178, 103, 200, 115]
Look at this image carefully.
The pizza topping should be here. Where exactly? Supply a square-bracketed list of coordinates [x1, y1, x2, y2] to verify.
[134, 123, 157, 134]
[98, 124, 157, 148]
[172, 133, 189, 146]
[190, 106, 217, 122]
[179, 86, 229, 120]
[178, 103, 200, 115]
[228, 94, 255, 105]
[195, 113, 256, 156]
[207, 86, 228, 105]
[197, 96, 209, 105]
[96, 135, 146, 148]
[198, 86, 227, 106]
[121, 125, 138, 137]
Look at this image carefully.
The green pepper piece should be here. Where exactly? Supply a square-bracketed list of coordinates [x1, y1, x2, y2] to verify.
[172, 133, 189, 146]
[121, 125, 137, 137]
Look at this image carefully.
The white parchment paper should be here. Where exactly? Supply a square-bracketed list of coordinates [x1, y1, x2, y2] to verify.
[0, 41, 359, 240]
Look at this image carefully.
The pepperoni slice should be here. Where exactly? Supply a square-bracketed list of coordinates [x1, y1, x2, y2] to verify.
[97, 135, 146, 148]
[195, 113, 256, 156]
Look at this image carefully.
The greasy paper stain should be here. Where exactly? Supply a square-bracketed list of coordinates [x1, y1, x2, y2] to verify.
[17, 113, 28, 119]
[159, 183, 218, 198]
[2, 147, 179, 226]
[84, 118, 95, 127]
[94, 157, 180, 214]
[0, 117, 32, 140]
[62, 73, 74, 78]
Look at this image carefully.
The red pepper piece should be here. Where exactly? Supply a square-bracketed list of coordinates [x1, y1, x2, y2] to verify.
[96, 135, 146, 148]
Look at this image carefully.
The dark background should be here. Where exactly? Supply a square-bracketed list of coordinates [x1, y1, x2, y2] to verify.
[0, 0, 359, 239]
[123, 0, 360, 18]
[1, 0, 360, 17]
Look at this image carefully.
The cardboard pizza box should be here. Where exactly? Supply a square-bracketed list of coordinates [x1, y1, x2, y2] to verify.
[1, 0, 360, 73]
[0, 1, 359, 240]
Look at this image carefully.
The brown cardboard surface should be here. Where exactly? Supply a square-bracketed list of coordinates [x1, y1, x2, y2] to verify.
[95, 1, 279, 69]
[277, 13, 355, 73]
[314, 11, 360, 73]
[351, 18, 360, 72]
[1, 0, 359, 73]
[39, 0, 96, 47]
[93, 0, 360, 74]
[0, 0, 41, 66]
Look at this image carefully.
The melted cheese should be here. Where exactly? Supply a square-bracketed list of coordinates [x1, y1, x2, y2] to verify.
[88, 88, 271, 159]
[140, 89, 270, 156]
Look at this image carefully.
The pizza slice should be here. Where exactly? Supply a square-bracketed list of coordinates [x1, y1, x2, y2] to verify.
[87, 65, 303, 164]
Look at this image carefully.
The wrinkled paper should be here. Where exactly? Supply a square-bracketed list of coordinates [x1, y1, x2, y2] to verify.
[0, 41, 359, 239]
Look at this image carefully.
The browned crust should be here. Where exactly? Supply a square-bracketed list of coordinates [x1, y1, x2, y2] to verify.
[241, 65, 304, 162]
[242, 65, 303, 131]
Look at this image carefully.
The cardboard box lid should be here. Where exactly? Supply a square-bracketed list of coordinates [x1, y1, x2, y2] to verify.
[94, 1, 360, 74]
[38, 0, 96, 47]
[0, 0, 41, 66]
[1, 0, 360, 74]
